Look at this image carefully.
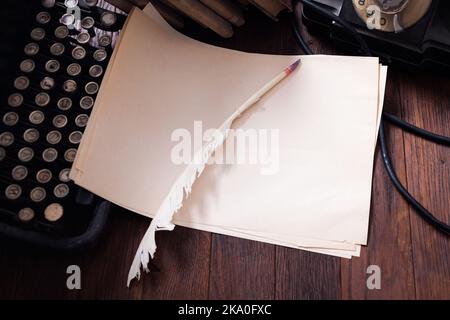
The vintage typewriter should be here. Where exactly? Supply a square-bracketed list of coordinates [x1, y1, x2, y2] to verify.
[0, 0, 126, 249]
[300, 0, 450, 72]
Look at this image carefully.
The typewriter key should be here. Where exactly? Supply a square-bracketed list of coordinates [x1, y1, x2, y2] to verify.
[18, 147, 35, 162]
[81, 16, 95, 29]
[54, 183, 69, 198]
[98, 34, 112, 47]
[60, 13, 75, 26]
[29, 110, 45, 125]
[0, 132, 14, 147]
[24, 42, 39, 56]
[64, 148, 77, 162]
[89, 65, 103, 78]
[64, 0, 78, 8]
[54, 26, 69, 39]
[12, 165, 28, 181]
[18, 208, 35, 222]
[69, 131, 82, 144]
[45, 59, 60, 73]
[59, 168, 71, 182]
[63, 80, 77, 93]
[20, 59, 35, 73]
[85, 0, 98, 6]
[30, 187, 46, 202]
[100, 12, 117, 27]
[44, 203, 64, 222]
[30, 27, 46, 41]
[67, 63, 82, 76]
[57, 97, 73, 111]
[53, 115, 68, 128]
[85, 81, 99, 95]
[35, 92, 50, 107]
[36, 168, 52, 183]
[72, 46, 86, 60]
[36, 12, 51, 24]
[75, 114, 89, 127]
[93, 48, 107, 62]
[40, 77, 55, 90]
[41, 0, 56, 8]
[0, 147, 5, 161]
[14, 76, 30, 90]
[3, 112, 19, 126]
[50, 43, 65, 56]
[46, 130, 62, 145]
[5, 184, 22, 200]
[80, 96, 94, 109]
[76, 32, 90, 44]
[42, 148, 58, 162]
[8, 93, 23, 107]
[23, 129, 40, 143]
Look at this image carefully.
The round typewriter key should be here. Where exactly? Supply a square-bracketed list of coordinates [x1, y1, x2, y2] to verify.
[18, 147, 34, 162]
[64, 148, 77, 162]
[75, 114, 89, 127]
[57, 97, 72, 111]
[44, 203, 64, 222]
[54, 25, 69, 39]
[72, 46, 86, 60]
[23, 129, 39, 143]
[67, 63, 81, 76]
[35, 92, 50, 107]
[30, 187, 46, 202]
[45, 59, 60, 73]
[14, 76, 30, 90]
[63, 80, 77, 93]
[40, 76, 55, 90]
[85, 81, 99, 95]
[85, 0, 98, 6]
[8, 93, 23, 107]
[69, 131, 82, 144]
[89, 65, 103, 78]
[42, 148, 58, 162]
[76, 32, 90, 44]
[18, 208, 35, 222]
[80, 96, 94, 109]
[46, 130, 62, 145]
[36, 168, 52, 183]
[3, 112, 19, 126]
[64, 0, 78, 8]
[20, 59, 35, 73]
[0, 132, 14, 147]
[12, 165, 28, 181]
[36, 11, 51, 24]
[0, 147, 5, 161]
[59, 168, 71, 182]
[24, 42, 39, 56]
[50, 43, 65, 56]
[60, 13, 75, 26]
[54, 183, 69, 198]
[53, 115, 68, 128]
[5, 184, 22, 200]
[100, 12, 117, 27]
[81, 16, 95, 29]
[41, 0, 56, 8]
[98, 34, 112, 47]
[30, 27, 46, 41]
[29, 110, 45, 125]
[93, 48, 107, 62]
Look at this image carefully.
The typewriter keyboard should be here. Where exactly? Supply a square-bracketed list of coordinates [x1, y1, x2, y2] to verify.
[0, 0, 125, 239]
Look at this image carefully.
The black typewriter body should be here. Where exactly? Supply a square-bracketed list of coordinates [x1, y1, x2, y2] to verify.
[0, 0, 126, 250]
[301, 0, 450, 72]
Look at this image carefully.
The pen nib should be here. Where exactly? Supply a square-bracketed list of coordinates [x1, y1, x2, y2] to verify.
[285, 59, 301, 75]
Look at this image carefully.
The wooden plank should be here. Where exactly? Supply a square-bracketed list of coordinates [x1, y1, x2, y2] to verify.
[341, 73, 416, 299]
[399, 73, 450, 300]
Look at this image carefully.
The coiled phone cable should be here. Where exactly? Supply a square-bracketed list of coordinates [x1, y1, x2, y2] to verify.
[292, 0, 450, 234]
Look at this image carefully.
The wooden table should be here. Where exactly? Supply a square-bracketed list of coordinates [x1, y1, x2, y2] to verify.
[0, 7, 449, 300]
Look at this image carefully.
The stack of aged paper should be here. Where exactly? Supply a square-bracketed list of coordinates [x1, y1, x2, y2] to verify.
[70, 5, 387, 285]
